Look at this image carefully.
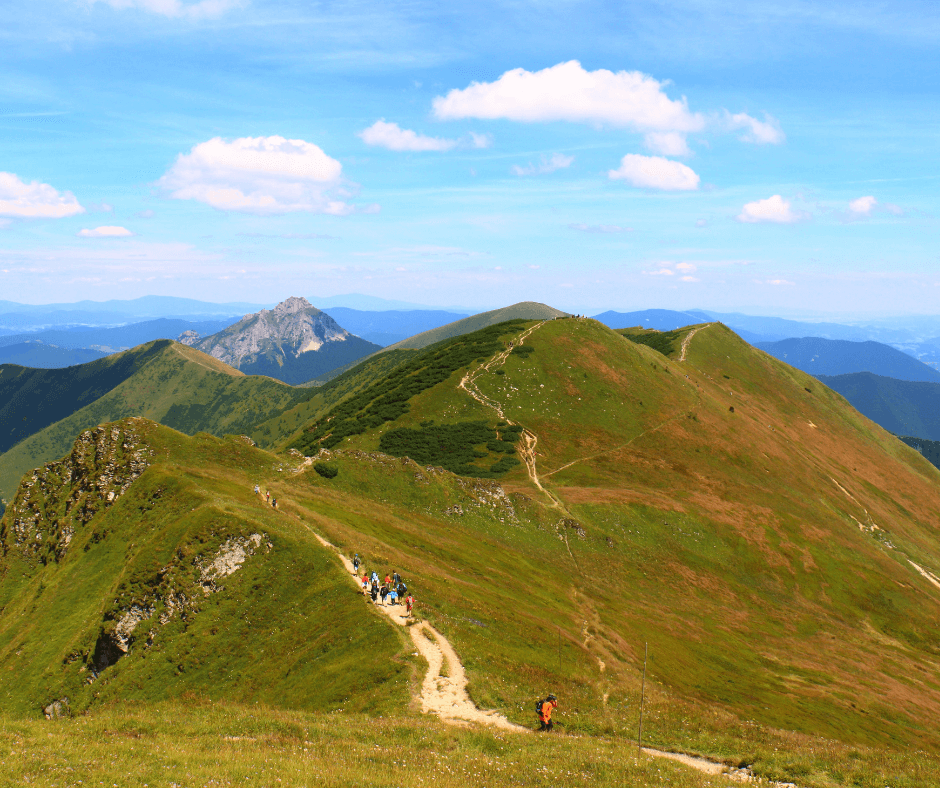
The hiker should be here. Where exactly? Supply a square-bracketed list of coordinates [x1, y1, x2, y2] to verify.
[361, 575, 369, 594]
[380, 584, 390, 605]
[384, 573, 391, 588]
[371, 571, 379, 587]
[392, 570, 400, 587]
[370, 584, 378, 604]
[388, 588, 398, 606]
[254, 484, 259, 495]
[397, 581, 407, 597]
[405, 594, 414, 615]
[537, 694, 558, 732]
[271, 498, 277, 509]
[265, 491, 270, 503]
[353, 554, 361, 573]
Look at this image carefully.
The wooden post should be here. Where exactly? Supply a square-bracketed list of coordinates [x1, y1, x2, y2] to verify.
[557, 627, 561, 664]
[637, 642, 648, 756]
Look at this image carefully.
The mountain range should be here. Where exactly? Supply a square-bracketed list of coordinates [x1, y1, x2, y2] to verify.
[2, 312, 940, 787]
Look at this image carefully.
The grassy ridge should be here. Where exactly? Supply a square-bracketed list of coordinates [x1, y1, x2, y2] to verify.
[0, 342, 302, 502]
[0, 422, 409, 718]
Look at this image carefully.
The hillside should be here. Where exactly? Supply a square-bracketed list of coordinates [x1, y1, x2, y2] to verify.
[3, 316, 940, 785]
[0, 341, 302, 502]
[381, 301, 568, 351]
[818, 371, 940, 441]
[757, 336, 940, 382]
[186, 296, 381, 384]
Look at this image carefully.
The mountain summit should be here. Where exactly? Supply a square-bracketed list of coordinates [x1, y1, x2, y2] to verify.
[181, 297, 381, 384]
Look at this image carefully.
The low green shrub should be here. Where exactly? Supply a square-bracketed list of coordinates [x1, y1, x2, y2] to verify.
[314, 462, 339, 479]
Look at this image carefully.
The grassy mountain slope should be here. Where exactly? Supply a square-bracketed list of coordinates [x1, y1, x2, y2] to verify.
[0, 421, 408, 718]
[4, 317, 940, 785]
[0, 341, 301, 502]
[758, 337, 940, 382]
[382, 301, 568, 351]
[281, 317, 940, 756]
[818, 371, 940, 441]
[899, 434, 940, 471]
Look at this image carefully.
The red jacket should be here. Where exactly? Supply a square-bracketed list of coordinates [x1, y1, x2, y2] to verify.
[540, 699, 557, 721]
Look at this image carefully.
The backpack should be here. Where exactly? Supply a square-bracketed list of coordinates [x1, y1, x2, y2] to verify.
[535, 699, 544, 714]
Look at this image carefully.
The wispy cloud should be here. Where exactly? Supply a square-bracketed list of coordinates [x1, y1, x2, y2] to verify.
[89, 0, 243, 21]
[77, 225, 134, 238]
[568, 223, 631, 233]
[511, 153, 573, 176]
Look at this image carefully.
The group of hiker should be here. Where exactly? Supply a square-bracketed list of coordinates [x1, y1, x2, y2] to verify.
[253, 484, 277, 509]
[353, 554, 414, 615]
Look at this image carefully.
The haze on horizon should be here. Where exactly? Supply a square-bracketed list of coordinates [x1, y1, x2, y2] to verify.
[1, 0, 937, 317]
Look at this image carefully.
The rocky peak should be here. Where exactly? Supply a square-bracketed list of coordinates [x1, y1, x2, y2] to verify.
[272, 296, 316, 317]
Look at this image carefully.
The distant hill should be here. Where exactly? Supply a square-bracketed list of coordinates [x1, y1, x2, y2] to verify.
[0, 343, 108, 368]
[185, 297, 381, 385]
[592, 309, 703, 331]
[322, 307, 469, 347]
[0, 341, 302, 502]
[382, 302, 568, 351]
[0, 318, 240, 355]
[818, 372, 940, 441]
[757, 337, 940, 382]
[899, 435, 940, 472]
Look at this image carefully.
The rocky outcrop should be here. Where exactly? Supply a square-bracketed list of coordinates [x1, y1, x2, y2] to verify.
[1, 421, 152, 563]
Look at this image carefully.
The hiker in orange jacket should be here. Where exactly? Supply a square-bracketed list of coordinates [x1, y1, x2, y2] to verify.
[538, 694, 558, 731]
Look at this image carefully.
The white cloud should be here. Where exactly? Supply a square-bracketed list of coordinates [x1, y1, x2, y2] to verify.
[433, 61, 704, 132]
[755, 278, 795, 286]
[359, 120, 457, 152]
[645, 261, 700, 281]
[467, 132, 493, 149]
[675, 262, 697, 273]
[848, 195, 877, 215]
[158, 136, 352, 215]
[78, 225, 134, 238]
[644, 131, 691, 157]
[736, 195, 806, 224]
[680, 275, 700, 282]
[0, 172, 85, 219]
[568, 223, 631, 233]
[91, 0, 241, 20]
[511, 152, 574, 176]
[695, 219, 708, 228]
[885, 203, 904, 216]
[728, 112, 786, 144]
[608, 154, 699, 191]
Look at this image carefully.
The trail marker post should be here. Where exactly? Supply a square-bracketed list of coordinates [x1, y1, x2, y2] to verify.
[637, 642, 648, 756]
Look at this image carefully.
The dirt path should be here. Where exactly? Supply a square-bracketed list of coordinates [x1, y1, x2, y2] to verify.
[679, 325, 707, 362]
[298, 519, 526, 732]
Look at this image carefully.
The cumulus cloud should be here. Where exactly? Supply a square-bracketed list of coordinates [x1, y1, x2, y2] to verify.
[91, 0, 241, 20]
[736, 195, 806, 224]
[359, 120, 457, 152]
[158, 136, 352, 215]
[433, 61, 704, 132]
[848, 195, 877, 215]
[644, 131, 691, 157]
[568, 223, 631, 233]
[608, 154, 699, 191]
[0, 172, 85, 219]
[511, 153, 574, 176]
[728, 112, 786, 144]
[78, 226, 134, 238]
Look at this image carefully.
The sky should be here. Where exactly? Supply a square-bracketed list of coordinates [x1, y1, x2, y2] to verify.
[1, 0, 939, 315]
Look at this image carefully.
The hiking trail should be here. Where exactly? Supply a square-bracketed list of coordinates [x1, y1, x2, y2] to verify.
[679, 324, 708, 362]
[273, 495, 526, 732]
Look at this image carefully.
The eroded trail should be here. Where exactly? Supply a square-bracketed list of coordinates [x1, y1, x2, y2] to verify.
[679, 324, 707, 362]
[298, 519, 526, 732]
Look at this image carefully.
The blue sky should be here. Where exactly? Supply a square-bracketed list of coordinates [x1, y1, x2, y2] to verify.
[1, 0, 938, 315]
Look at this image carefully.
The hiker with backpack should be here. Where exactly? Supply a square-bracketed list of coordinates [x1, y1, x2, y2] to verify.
[536, 694, 558, 731]
[380, 584, 390, 605]
[353, 554, 361, 574]
[405, 594, 414, 616]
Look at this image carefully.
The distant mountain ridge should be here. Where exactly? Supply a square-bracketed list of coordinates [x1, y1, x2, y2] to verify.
[757, 337, 940, 382]
[383, 302, 568, 352]
[818, 372, 940, 442]
[184, 297, 382, 385]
